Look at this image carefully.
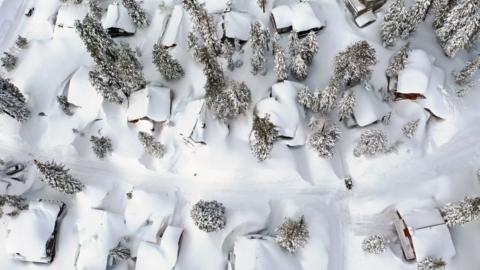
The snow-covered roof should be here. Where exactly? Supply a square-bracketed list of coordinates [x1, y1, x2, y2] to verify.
[350, 85, 389, 127]
[233, 237, 300, 270]
[175, 99, 207, 143]
[271, 6, 292, 30]
[76, 183, 112, 209]
[397, 50, 435, 95]
[55, 4, 88, 28]
[67, 66, 103, 124]
[291, 3, 323, 33]
[203, 0, 228, 13]
[419, 66, 451, 119]
[5, 201, 62, 263]
[161, 5, 184, 47]
[135, 226, 184, 270]
[127, 85, 171, 122]
[76, 209, 126, 270]
[102, 2, 136, 34]
[224, 11, 253, 41]
[255, 81, 306, 146]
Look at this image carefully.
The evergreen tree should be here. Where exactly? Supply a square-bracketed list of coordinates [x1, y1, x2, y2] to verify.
[250, 21, 268, 75]
[319, 82, 338, 113]
[288, 32, 300, 58]
[57, 95, 74, 116]
[431, 0, 454, 29]
[0, 195, 28, 218]
[402, 0, 432, 39]
[333, 41, 377, 87]
[190, 200, 226, 232]
[275, 216, 309, 253]
[291, 54, 308, 81]
[122, 0, 149, 28]
[272, 32, 280, 55]
[115, 42, 146, 96]
[308, 124, 341, 159]
[34, 160, 84, 194]
[1, 52, 17, 72]
[299, 31, 318, 65]
[417, 257, 446, 270]
[208, 80, 251, 120]
[152, 43, 185, 80]
[353, 129, 388, 157]
[0, 77, 30, 122]
[108, 244, 131, 268]
[362, 235, 387, 254]
[386, 42, 411, 78]
[88, 0, 103, 19]
[381, 0, 408, 47]
[75, 15, 116, 64]
[182, 0, 220, 55]
[250, 114, 279, 161]
[274, 49, 288, 81]
[455, 55, 480, 85]
[441, 196, 480, 226]
[15, 36, 28, 49]
[402, 119, 419, 139]
[338, 90, 355, 121]
[138, 132, 166, 158]
[297, 86, 316, 111]
[221, 41, 235, 71]
[90, 135, 113, 158]
[89, 64, 126, 104]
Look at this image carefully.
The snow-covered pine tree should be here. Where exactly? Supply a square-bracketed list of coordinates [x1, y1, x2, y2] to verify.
[34, 160, 84, 194]
[402, 0, 432, 39]
[441, 16, 479, 57]
[402, 119, 419, 139]
[353, 129, 388, 157]
[108, 244, 131, 267]
[0, 77, 30, 122]
[297, 86, 315, 111]
[221, 41, 235, 71]
[441, 196, 480, 226]
[274, 49, 288, 81]
[291, 54, 309, 80]
[182, 0, 220, 55]
[122, 0, 149, 28]
[88, 0, 103, 19]
[90, 135, 113, 158]
[57, 95, 74, 116]
[362, 235, 387, 254]
[386, 42, 411, 78]
[208, 80, 251, 120]
[272, 32, 280, 55]
[152, 43, 185, 80]
[115, 42, 146, 96]
[250, 114, 279, 161]
[308, 124, 341, 159]
[381, 0, 407, 47]
[299, 31, 318, 65]
[75, 15, 116, 64]
[138, 132, 166, 158]
[1, 52, 17, 72]
[455, 55, 480, 85]
[333, 41, 377, 87]
[190, 200, 226, 232]
[275, 216, 309, 253]
[15, 36, 28, 49]
[431, 0, 453, 29]
[257, 0, 266, 12]
[288, 32, 300, 58]
[89, 64, 126, 104]
[338, 90, 355, 121]
[319, 81, 338, 113]
[250, 21, 268, 75]
[417, 257, 446, 270]
[0, 195, 28, 218]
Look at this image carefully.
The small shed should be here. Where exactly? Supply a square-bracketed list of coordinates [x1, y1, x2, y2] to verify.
[394, 200, 456, 262]
[102, 2, 136, 37]
[135, 226, 184, 270]
[5, 201, 65, 264]
[161, 5, 185, 48]
[223, 11, 253, 43]
[343, 85, 389, 128]
[270, 3, 324, 37]
[127, 85, 171, 131]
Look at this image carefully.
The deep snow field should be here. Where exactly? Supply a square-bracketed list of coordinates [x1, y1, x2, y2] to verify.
[0, 0, 480, 269]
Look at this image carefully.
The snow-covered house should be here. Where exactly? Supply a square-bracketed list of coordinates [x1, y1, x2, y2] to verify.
[55, 4, 88, 29]
[127, 85, 171, 133]
[343, 85, 389, 128]
[223, 11, 253, 43]
[135, 226, 184, 270]
[255, 81, 306, 146]
[394, 200, 456, 262]
[160, 5, 185, 48]
[203, 0, 229, 13]
[345, 0, 377, 28]
[175, 99, 208, 144]
[270, 3, 324, 37]
[5, 200, 66, 264]
[102, 2, 136, 37]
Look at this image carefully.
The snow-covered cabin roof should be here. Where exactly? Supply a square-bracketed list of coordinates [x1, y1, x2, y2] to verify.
[397, 50, 435, 96]
[5, 201, 63, 263]
[233, 237, 300, 270]
[175, 99, 207, 144]
[127, 85, 171, 122]
[255, 81, 306, 146]
[76, 209, 126, 270]
[418, 66, 451, 119]
[102, 2, 136, 35]
[271, 6, 292, 32]
[135, 226, 184, 270]
[349, 85, 389, 127]
[161, 5, 184, 47]
[396, 200, 456, 261]
[224, 11, 253, 41]
[55, 4, 88, 28]
[271, 3, 323, 34]
[203, 0, 229, 13]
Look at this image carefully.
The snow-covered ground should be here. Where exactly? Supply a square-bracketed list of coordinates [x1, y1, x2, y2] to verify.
[1, 0, 480, 269]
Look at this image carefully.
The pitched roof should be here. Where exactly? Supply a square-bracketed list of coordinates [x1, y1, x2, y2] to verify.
[224, 11, 253, 41]
[350, 85, 389, 127]
[161, 5, 185, 47]
[135, 226, 183, 270]
[102, 2, 136, 34]
[397, 49, 435, 95]
[271, 3, 324, 33]
[127, 85, 171, 122]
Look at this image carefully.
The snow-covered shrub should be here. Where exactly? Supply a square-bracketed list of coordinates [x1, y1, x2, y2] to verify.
[15, 36, 28, 49]
[108, 244, 131, 267]
[454, 55, 480, 85]
[275, 216, 309, 253]
[441, 196, 480, 226]
[332, 41, 377, 87]
[0, 195, 28, 218]
[138, 132, 166, 159]
[207, 81, 251, 120]
[274, 49, 288, 81]
[34, 160, 84, 194]
[402, 119, 419, 139]
[362, 235, 387, 254]
[152, 43, 185, 81]
[338, 90, 355, 121]
[353, 130, 388, 157]
[122, 0, 149, 28]
[386, 42, 410, 78]
[1, 52, 17, 72]
[417, 256, 446, 270]
[250, 114, 279, 161]
[309, 124, 341, 159]
[0, 77, 30, 122]
[190, 200, 226, 232]
[90, 136, 113, 159]
[57, 95, 74, 116]
[291, 54, 308, 81]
